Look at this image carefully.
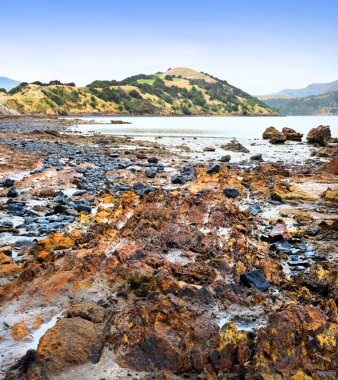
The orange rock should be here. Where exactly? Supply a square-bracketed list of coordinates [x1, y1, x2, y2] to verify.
[38, 232, 74, 250]
[10, 321, 30, 341]
[35, 249, 53, 263]
[31, 315, 43, 329]
[37, 317, 103, 374]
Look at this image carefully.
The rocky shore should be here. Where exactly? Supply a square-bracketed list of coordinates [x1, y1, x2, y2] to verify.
[0, 117, 337, 380]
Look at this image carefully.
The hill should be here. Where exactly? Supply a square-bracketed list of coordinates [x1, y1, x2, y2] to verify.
[0, 68, 278, 116]
[268, 79, 338, 98]
[0, 76, 20, 91]
[262, 91, 338, 115]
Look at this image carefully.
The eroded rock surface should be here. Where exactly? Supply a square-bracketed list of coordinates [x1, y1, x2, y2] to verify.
[0, 117, 337, 380]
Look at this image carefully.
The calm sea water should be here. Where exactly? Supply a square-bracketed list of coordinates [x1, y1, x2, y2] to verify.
[68, 115, 338, 138]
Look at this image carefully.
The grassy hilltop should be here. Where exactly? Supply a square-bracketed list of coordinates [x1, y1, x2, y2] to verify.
[0, 67, 278, 116]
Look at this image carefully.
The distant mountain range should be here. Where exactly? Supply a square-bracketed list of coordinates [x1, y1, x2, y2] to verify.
[0, 77, 20, 91]
[0, 67, 278, 116]
[261, 91, 338, 116]
[257, 79, 338, 115]
[268, 79, 338, 98]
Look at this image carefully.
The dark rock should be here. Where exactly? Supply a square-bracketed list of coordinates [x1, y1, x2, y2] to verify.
[147, 157, 159, 164]
[3, 179, 15, 188]
[250, 153, 263, 161]
[133, 182, 155, 195]
[7, 187, 18, 198]
[171, 175, 183, 184]
[223, 188, 239, 198]
[145, 168, 157, 179]
[206, 163, 221, 174]
[240, 269, 270, 291]
[306, 225, 320, 236]
[247, 203, 262, 216]
[270, 240, 293, 254]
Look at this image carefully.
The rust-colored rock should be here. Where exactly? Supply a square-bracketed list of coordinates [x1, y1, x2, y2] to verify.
[37, 317, 103, 375]
[307, 125, 331, 146]
[282, 127, 303, 141]
[262, 126, 279, 139]
[255, 305, 338, 378]
[10, 322, 30, 341]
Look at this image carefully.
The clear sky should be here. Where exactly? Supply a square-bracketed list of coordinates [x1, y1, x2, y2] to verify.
[1, 0, 337, 94]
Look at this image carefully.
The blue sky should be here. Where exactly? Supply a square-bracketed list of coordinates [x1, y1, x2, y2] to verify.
[1, 0, 338, 93]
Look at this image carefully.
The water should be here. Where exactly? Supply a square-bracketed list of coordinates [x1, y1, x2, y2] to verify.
[66, 115, 338, 138]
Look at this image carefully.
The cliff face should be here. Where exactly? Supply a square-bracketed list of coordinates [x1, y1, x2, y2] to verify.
[0, 68, 279, 116]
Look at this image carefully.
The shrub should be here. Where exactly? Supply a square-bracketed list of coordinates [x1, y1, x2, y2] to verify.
[129, 89, 142, 99]
[0, 87, 6, 93]
[8, 82, 28, 95]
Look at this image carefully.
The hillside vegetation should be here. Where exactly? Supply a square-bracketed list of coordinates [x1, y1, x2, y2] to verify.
[262, 91, 338, 116]
[0, 68, 278, 116]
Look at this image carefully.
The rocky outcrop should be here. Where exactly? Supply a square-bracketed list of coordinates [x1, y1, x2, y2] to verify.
[282, 127, 303, 141]
[221, 139, 249, 153]
[307, 125, 331, 145]
[263, 126, 303, 143]
[262, 126, 280, 140]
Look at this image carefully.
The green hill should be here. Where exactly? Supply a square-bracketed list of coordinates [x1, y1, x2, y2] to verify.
[262, 91, 338, 116]
[0, 68, 278, 116]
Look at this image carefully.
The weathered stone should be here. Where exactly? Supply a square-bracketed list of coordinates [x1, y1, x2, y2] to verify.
[307, 125, 331, 146]
[282, 127, 303, 141]
[240, 269, 270, 291]
[37, 317, 103, 375]
[223, 188, 239, 198]
[262, 126, 279, 139]
[10, 322, 30, 341]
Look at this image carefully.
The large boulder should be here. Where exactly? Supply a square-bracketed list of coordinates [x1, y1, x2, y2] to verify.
[282, 127, 303, 141]
[269, 131, 286, 144]
[307, 125, 331, 146]
[262, 126, 279, 139]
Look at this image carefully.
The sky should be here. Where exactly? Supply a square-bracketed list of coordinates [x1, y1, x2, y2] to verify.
[1, 0, 338, 94]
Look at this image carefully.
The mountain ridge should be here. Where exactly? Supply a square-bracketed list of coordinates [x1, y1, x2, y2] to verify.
[0, 76, 21, 91]
[267, 79, 338, 98]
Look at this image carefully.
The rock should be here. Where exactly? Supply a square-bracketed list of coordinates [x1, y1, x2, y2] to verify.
[7, 187, 18, 198]
[3, 179, 15, 188]
[255, 305, 338, 378]
[306, 225, 320, 236]
[270, 239, 294, 254]
[171, 175, 183, 184]
[240, 269, 270, 291]
[10, 322, 30, 341]
[206, 163, 221, 174]
[145, 168, 157, 179]
[262, 126, 280, 139]
[223, 188, 239, 198]
[221, 139, 249, 153]
[220, 155, 231, 162]
[147, 157, 159, 164]
[324, 157, 338, 175]
[37, 317, 104, 375]
[247, 203, 262, 216]
[203, 146, 216, 152]
[133, 182, 155, 195]
[269, 132, 287, 144]
[66, 303, 106, 323]
[282, 127, 303, 141]
[269, 223, 292, 243]
[307, 125, 331, 146]
[250, 153, 263, 161]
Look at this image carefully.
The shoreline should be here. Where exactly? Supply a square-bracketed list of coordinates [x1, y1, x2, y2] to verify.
[0, 116, 337, 379]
